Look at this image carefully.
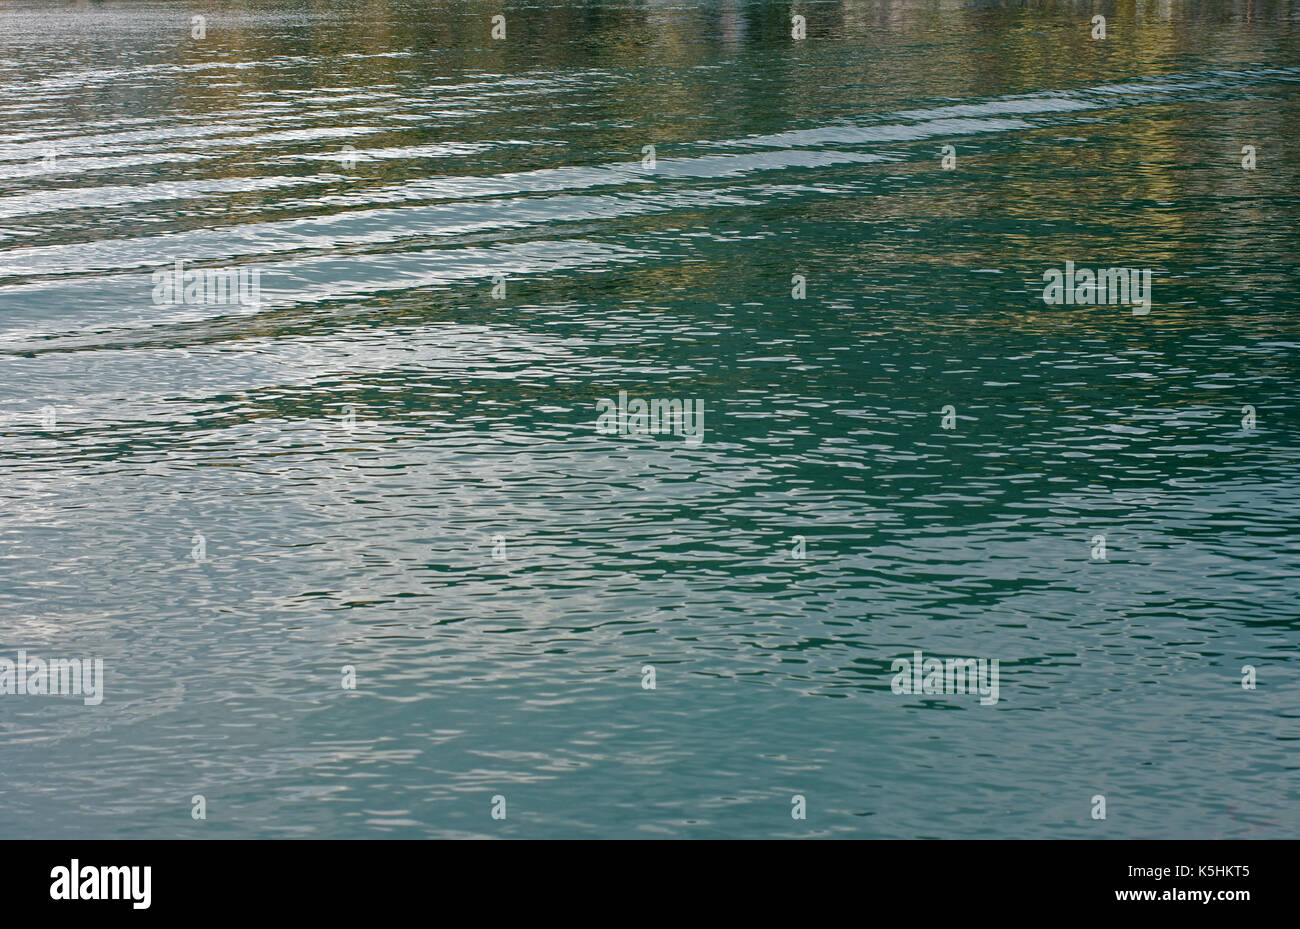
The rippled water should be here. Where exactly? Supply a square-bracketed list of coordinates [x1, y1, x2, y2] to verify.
[1, 0, 1298, 839]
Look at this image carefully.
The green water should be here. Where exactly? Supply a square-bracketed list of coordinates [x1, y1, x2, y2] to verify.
[1, 0, 1298, 838]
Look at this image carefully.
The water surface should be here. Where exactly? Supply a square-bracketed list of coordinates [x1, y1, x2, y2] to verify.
[1, 0, 1298, 838]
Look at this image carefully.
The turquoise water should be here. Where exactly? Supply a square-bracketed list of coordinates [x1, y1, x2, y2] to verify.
[1, 0, 1298, 838]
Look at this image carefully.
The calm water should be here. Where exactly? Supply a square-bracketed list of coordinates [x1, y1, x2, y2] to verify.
[1, 0, 1298, 839]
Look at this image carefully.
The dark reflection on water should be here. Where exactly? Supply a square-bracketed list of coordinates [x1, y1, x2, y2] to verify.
[0, 0, 1297, 838]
